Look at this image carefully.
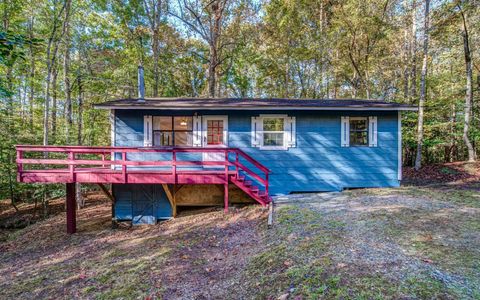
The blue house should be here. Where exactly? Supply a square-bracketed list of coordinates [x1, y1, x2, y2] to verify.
[15, 67, 416, 232]
[89, 97, 416, 224]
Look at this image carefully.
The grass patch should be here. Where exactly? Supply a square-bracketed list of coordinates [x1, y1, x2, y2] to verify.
[440, 167, 458, 175]
[402, 275, 460, 299]
[94, 281, 150, 300]
[410, 238, 480, 278]
[78, 246, 170, 299]
[242, 206, 345, 299]
[348, 186, 480, 208]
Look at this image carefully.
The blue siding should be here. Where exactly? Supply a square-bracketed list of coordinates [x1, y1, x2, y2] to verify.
[112, 109, 400, 218]
[225, 111, 399, 194]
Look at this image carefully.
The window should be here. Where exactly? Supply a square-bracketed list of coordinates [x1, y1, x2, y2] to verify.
[251, 115, 296, 150]
[153, 116, 193, 146]
[263, 118, 284, 147]
[207, 120, 224, 145]
[341, 116, 378, 147]
[349, 118, 368, 146]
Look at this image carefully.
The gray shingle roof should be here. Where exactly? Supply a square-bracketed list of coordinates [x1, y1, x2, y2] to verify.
[94, 97, 417, 111]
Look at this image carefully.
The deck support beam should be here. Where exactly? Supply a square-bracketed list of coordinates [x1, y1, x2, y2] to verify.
[66, 183, 76, 234]
[97, 183, 114, 203]
[162, 184, 176, 217]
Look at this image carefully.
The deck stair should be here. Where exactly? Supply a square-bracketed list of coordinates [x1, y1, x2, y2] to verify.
[230, 176, 270, 206]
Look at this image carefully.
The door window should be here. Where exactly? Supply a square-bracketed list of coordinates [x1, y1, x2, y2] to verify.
[207, 120, 224, 145]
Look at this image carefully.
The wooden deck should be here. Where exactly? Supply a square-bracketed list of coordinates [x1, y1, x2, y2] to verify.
[16, 145, 272, 233]
[19, 167, 238, 184]
[16, 145, 269, 185]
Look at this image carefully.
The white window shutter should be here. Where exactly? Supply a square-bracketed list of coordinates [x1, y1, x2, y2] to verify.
[369, 116, 378, 147]
[193, 116, 202, 146]
[251, 117, 261, 147]
[341, 116, 350, 147]
[285, 116, 296, 148]
[144, 115, 153, 147]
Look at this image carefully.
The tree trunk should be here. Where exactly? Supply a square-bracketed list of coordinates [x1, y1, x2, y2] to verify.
[207, 2, 223, 98]
[43, 0, 71, 147]
[154, 0, 162, 97]
[76, 182, 84, 209]
[414, 0, 430, 171]
[145, 0, 163, 97]
[208, 44, 217, 98]
[51, 67, 58, 142]
[153, 40, 159, 97]
[28, 16, 35, 132]
[449, 103, 456, 162]
[410, 0, 417, 103]
[43, 63, 52, 147]
[459, 7, 476, 162]
[403, 0, 410, 101]
[6, 150, 19, 212]
[64, 16, 72, 144]
[284, 58, 289, 98]
[77, 75, 83, 145]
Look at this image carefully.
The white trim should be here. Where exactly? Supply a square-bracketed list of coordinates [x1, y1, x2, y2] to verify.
[201, 115, 228, 167]
[259, 146, 287, 150]
[286, 116, 296, 147]
[95, 105, 418, 111]
[257, 114, 290, 150]
[341, 116, 350, 147]
[368, 116, 378, 147]
[192, 115, 202, 146]
[201, 115, 228, 147]
[110, 109, 115, 147]
[259, 114, 289, 117]
[143, 115, 153, 147]
[251, 117, 260, 147]
[398, 111, 402, 181]
[110, 109, 116, 170]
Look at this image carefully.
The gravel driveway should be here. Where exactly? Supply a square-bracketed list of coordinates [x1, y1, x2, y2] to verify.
[242, 187, 480, 299]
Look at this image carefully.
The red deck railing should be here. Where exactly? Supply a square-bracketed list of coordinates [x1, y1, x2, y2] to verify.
[16, 145, 270, 198]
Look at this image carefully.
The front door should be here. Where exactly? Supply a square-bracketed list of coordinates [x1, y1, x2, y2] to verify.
[202, 116, 228, 165]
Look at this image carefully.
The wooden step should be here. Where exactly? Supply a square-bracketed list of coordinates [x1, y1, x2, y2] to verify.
[237, 175, 245, 182]
[244, 180, 253, 187]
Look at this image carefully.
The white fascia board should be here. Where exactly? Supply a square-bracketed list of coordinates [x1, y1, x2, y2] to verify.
[95, 105, 418, 111]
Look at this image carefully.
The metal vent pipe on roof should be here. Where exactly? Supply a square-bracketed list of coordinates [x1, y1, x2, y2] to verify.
[137, 65, 145, 102]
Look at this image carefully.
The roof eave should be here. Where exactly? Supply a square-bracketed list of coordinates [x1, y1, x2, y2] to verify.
[94, 105, 418, 111]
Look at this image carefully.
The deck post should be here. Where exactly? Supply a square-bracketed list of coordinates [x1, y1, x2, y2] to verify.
[66, 182, 76, 234]
[172, 150, 177, 184]
[235, 151, 239, 179]
[173, 184, 177, 217]
[16, 149, 22, 182]
[224, 149, 229, 213]
[224, 183, 229, 213]
[265, 173, 269, 199]
[121, 151, 127, 183]
[68, 151, 74, 182]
